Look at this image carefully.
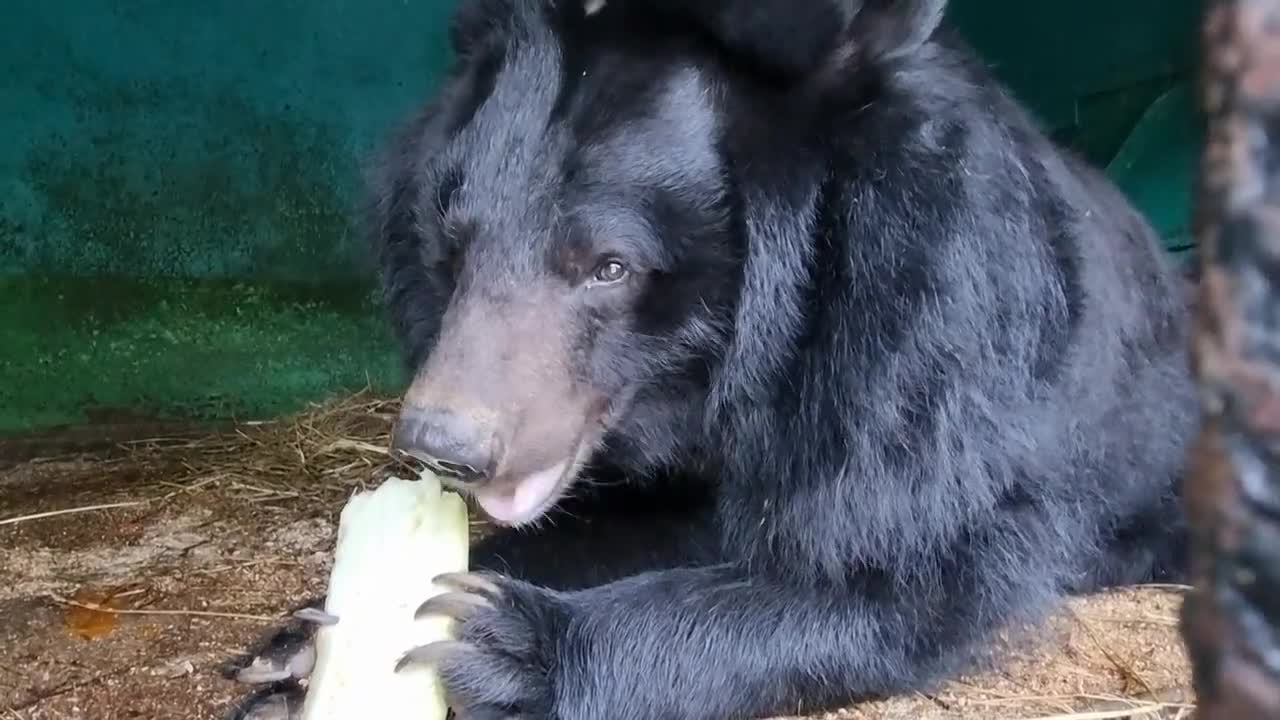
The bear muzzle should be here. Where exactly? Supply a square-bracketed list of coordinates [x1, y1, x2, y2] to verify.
[389, 292, 607, 526]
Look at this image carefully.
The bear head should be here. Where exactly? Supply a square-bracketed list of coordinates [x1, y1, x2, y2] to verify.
[371, 0, 947, 526]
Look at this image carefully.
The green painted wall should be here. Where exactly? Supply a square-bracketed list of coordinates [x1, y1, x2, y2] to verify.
[1, 0, 458, 436]
[0, 0, 1203, 436]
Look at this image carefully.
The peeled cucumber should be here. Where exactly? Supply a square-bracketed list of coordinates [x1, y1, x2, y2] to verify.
[300, 473, 470, 720]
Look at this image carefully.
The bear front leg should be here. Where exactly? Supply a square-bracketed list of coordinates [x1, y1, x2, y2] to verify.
[401, 526, 1067, 719]
[221, 497, 721, 719]
[466, 491, 722, 590]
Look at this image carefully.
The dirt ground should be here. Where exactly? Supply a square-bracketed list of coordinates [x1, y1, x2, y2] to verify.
[0, 395, 1195, 720]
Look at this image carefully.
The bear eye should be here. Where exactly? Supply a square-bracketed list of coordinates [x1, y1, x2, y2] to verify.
[592, 259, 628, 285]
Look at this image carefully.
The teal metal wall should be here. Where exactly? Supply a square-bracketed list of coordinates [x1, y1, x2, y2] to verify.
[2, 0, 455, 282]
[0, 0, 1203, 436]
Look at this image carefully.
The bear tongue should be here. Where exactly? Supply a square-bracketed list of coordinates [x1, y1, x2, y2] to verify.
[473, 460, 568, 526]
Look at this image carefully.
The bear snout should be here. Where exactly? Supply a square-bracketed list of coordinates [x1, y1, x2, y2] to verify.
[391, 405, 499, 486]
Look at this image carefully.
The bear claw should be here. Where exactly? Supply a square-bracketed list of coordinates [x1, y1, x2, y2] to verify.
[291, 607, 340, 626]
[433, 571, 504, 598]
[394, 639, 475, 673]
[229, 641, 316, 685]
[416, 590, 492, 621]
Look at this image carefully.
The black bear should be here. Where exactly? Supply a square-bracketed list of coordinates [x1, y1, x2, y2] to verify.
[226, 0, 1199, 717]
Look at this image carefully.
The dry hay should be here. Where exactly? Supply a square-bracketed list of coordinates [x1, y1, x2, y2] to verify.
[3, 390, 490, 539]
[0, 390, 1195, 719]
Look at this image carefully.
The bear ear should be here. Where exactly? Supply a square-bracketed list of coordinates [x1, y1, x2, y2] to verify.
[449, 0, 516, 57]
[643, 0, 947, 82]
[848, 0, 948, 63]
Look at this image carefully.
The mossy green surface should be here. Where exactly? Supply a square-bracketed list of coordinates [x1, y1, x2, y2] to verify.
[0, 1, 448, 434]
[0, 0, 1205, 435]
[0, 275, 404, 433]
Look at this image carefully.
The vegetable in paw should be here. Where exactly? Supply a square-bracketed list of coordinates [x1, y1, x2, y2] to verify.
[300, 473, 470, 720]
[224, 473, 471, 720]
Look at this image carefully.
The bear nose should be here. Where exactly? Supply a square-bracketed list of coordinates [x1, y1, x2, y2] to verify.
[391, 407, 494, 485]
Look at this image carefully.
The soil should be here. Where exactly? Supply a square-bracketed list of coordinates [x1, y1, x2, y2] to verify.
[1, 455, 333, 720]
[0, 435, 1193, 720]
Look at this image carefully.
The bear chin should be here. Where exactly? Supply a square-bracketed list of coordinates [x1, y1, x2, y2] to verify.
[473, 459, 573, 526]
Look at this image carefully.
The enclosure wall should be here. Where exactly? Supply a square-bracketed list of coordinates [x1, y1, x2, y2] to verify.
[0, 0, 1203, 437]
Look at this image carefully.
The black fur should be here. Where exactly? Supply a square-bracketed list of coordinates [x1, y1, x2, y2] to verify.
[226, 1, 1198, 718]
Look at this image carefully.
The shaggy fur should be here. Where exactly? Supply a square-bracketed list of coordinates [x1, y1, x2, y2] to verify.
[226, 1, 1198, 718]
